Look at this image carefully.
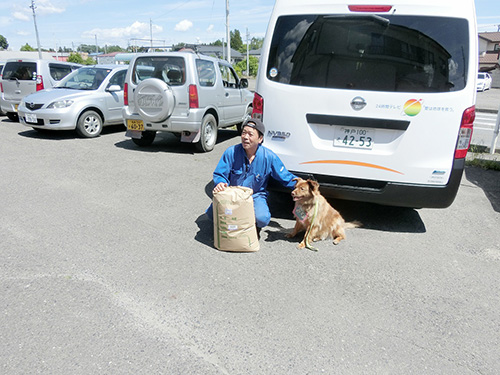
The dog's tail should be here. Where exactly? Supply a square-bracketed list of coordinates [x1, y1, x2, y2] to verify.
[344, 220, 362, 229]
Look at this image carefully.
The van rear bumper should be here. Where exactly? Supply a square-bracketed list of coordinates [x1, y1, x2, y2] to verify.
[284, 159, 465, 209]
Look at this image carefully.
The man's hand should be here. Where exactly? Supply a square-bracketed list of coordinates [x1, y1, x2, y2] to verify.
[213, 182, 228, 193]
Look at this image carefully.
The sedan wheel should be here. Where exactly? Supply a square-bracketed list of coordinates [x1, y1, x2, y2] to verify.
[76, 110, 103, 138]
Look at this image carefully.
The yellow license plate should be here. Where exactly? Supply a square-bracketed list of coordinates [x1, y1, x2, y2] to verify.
[127, 119, 144, 131]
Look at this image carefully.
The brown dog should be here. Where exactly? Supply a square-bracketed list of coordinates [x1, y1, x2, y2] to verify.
[286, 178, 360, 249]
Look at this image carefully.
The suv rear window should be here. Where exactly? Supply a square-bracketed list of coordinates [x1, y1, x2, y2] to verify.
[133, 56, 186, 86]
[3, 62, 37, 81]
[267, 15, 469, 92]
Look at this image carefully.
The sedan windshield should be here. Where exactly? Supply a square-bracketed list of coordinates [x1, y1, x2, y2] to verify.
[57, 68, 112, 90]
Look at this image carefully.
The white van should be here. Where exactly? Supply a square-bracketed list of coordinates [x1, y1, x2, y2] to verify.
[253, 0, 478, 208]
[1, 59, 80, 121]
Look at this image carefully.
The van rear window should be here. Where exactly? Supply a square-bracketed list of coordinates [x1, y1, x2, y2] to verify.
[2, 62, 37, 81]
[267, 15, 469, 92]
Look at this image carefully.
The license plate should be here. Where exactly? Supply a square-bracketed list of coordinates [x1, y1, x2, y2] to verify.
[127, 119, 144, 131]
[334, 127, 374, 149]
[25, 113, 37, 124]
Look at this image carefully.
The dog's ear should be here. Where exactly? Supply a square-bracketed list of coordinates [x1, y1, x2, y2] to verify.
[292, 177, 302, 185]
[307, 179, 320, 193]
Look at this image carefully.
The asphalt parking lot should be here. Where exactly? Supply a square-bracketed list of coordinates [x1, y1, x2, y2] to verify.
[0, 116, 499, 374]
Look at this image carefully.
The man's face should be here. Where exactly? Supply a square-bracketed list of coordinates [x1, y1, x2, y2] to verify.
[241, 126, 263, 151]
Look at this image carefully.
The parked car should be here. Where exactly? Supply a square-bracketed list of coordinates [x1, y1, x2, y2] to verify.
[0, 61, 5, 116]
[1, 59, 81, 121]
[18, 65, 127, 138]
[477, 72, 492, 91]
[123, 51, 254, 152]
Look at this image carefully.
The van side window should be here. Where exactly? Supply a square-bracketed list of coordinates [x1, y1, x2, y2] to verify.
[219, 64, 238, 88]
[49, 64, 73, 81]
[196, 59, 216, 87]
[267, 15, 469, 93]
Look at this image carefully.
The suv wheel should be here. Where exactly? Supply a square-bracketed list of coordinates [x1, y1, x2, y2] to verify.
[196, 113, 217, 152]
[76, 110, 102, 138]
[132, 130, 156, 147]
[237, 106, 253, 134]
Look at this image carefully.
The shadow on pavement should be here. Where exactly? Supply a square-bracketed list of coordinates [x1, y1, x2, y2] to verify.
[17, 124, 125, 141]
[267, 190, 426, 234]
[465, 165, 500, 212]
[114, 129, 239, 154]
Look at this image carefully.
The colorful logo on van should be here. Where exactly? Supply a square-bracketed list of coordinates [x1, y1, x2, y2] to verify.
[403, 99, 423, 116]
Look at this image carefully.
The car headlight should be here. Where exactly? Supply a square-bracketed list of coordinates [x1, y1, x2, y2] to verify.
[47, 100, 74, 109]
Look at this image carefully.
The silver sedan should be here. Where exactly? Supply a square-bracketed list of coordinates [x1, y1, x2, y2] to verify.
[18, 64, 128, 138]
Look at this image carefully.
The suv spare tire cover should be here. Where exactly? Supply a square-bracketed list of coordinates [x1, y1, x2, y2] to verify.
[135, 78, 175, 123]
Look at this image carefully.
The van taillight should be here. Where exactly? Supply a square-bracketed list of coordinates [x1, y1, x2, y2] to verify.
[348, 5, 392, 12]
[124, 83, 128, 106]
[36, 75, 44, 91]
[0, 82, 3, 93]
[252, 93, 263, 120]
[455, 106, 475, 159]
[189, 84, 199, 108]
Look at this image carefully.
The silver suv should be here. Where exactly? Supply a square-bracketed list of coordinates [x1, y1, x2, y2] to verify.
[1, 59, 80, 122]
[123, 52, 253, 152]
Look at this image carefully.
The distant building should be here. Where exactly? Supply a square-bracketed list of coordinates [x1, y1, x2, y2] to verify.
[194, 45, 244, 64]
[478, 32, 500, 88]
[0, 51, 55, 61]
[96, 52, 122, 65]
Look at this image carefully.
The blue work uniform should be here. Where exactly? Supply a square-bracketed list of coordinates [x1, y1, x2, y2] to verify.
[207, 143, 297, 228]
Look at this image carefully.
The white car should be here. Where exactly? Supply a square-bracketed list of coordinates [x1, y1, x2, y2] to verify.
[477, 72, 492, 92]
[18, 65, 127, 137]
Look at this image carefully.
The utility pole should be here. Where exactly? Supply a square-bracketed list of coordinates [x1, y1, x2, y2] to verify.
[29, 0, 42, 59]
[150, 19, 153, 50]
[246, 27, 250, 76]
[226, 0, 231, 64]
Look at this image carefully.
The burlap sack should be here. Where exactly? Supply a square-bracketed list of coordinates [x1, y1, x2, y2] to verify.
[213, 186, 260, 252]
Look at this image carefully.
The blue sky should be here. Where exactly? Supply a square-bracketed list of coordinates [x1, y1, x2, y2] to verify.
[0, 0, 499, 51]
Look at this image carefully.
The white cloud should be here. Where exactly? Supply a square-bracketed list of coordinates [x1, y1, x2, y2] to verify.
[207, 24, 214, 32]
[36, 0, 65, 15]
[82, 21, 163, 41]
[175, 19, 193, 32]
[13, 12, 30, 21]
[17, 30, 30, 36]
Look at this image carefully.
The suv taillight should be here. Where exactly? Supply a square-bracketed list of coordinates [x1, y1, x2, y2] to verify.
[455, 106, 475, 159]
[36, 75, 44, 91]
[124, 83, 128, 106]
[252, 93, 263, 120]
[189, 84, 199, 108]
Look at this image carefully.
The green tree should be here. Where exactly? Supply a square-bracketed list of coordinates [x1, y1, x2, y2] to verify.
[211, 39, 223, 47]
[234, 56, 259, 77]
[67, 52, 84, 64]
[0, 34, 8, 50]
[249, 37, 264, 51]
[20, 43, 36, 51]
[230, 29, 243, 52]
[84, 57, 96, 65]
